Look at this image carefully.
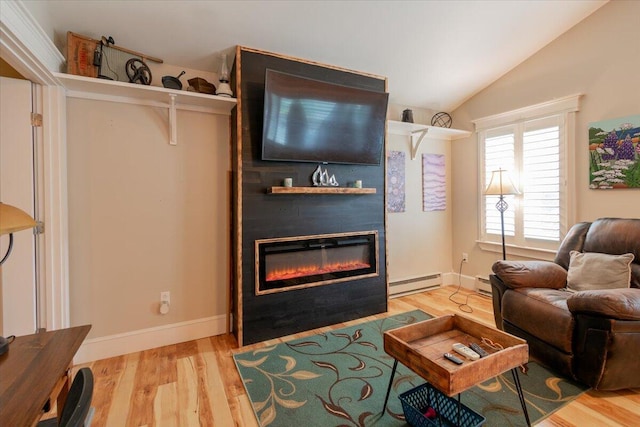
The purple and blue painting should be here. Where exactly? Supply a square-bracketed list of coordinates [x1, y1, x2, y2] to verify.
[589, 114, 640, 189]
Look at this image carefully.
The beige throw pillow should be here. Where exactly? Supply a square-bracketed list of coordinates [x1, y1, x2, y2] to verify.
[566, 251, 634, 292]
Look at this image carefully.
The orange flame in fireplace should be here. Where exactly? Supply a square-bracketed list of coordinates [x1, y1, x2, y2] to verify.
[266, 260, 371, 281]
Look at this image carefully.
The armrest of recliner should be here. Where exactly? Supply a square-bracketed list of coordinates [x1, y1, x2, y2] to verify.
[491, 260, 567, 290]
[568, 288, 640, 321]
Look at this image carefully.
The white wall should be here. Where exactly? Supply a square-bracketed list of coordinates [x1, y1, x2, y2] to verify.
[66, 98, 230, 341]
[450, 0, 640, 280]
[386, 104, 453, 287]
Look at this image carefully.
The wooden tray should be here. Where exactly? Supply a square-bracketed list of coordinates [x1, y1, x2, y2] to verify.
[384, 314, 528, 396]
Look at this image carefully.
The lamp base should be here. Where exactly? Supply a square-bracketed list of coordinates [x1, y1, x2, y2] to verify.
[216, 82, 233, 97]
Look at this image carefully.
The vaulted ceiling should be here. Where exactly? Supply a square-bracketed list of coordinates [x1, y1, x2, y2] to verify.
[24, 0, 607, 112]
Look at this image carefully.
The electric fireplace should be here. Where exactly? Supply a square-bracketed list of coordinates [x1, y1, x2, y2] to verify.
[255, 231, 378, 295]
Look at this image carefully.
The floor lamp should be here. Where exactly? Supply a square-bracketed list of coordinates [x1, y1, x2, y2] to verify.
[0, 202, 37, 355]
[484, 169, 520, 260]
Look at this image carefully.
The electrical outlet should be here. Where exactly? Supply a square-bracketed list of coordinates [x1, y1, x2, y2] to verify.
[462, 253, 469, 263]
[160, 291, 170, 304]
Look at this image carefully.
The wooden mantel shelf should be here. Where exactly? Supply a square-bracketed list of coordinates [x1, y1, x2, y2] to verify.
[267, 186, 377, 195]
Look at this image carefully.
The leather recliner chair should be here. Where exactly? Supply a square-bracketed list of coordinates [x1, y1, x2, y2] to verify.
[490, 217, 640, 390]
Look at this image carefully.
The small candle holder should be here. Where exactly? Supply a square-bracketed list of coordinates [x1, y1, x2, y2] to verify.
[354, 180, 363, 188]
[283, 177, 293, 187]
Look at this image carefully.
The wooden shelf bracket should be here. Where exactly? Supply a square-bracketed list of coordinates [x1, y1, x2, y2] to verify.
[410, 128, 428, 160]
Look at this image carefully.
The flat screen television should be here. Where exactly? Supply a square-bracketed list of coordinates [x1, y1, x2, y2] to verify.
[261, 69, 389, 165]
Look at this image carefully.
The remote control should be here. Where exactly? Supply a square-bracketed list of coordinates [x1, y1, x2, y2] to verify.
[443, 352, 463, 365]
[452, 343, 480, 361]
[469, 342, 489, 358]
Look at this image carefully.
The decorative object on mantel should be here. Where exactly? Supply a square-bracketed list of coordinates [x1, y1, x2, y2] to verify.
[431, 111, 452, 128]
[588, 114, 640, 189]
[67, 32, 162, 81]
[283, 178, 293, 187]
[125, 58, 152, 85]
[484, 168, 520, 260]
[94, 36, 115, 80]
[188, 77, 216, 94]
[354, 180, 363, 188]
[311, 165, 339, 187]
[215, 53, 234, 97]
[162, 71, 185, 90]
[402, 108, 414, 123]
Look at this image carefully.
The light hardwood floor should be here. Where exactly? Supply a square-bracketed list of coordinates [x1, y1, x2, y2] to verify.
[75, 286, 640, 426]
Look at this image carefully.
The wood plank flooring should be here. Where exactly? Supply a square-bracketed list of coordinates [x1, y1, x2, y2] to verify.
[75, 286, 640, 426]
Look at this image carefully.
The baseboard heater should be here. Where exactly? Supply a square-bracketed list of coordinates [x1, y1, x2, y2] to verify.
[475, 275, 492, 297]
[389, 273, 442, 297]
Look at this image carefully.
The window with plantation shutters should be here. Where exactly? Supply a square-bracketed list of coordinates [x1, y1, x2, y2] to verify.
[523, 117, 561, 241]
[473, 95, 580, 257]
[484, 127, 516, 239]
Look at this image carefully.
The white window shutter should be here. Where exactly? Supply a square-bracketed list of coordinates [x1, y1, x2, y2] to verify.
[484, 129, 516, 237]
[523, 117, 560, 241]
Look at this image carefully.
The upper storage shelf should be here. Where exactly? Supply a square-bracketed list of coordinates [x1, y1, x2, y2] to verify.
[53, 72, 237, 145]
[387, 120, 471, 159]
[52, 72, 237, 115]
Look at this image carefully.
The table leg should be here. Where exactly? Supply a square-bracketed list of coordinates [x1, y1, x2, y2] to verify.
[511, 368, 531, 427]
[382, 359, 398, 413]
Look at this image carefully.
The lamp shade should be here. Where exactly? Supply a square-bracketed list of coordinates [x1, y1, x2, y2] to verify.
[0, 202, 36, 235]
[484, 169, 520, 196]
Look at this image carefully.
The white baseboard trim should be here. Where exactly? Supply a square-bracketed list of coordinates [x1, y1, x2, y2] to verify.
[461, 273, 478, 290]
[74, 314, 229, 364]
[443, 272, 476, 290]
[389, 273, 442, 297]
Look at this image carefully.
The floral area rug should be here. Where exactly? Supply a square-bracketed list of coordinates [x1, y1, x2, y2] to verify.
[233, 310, 588, 426]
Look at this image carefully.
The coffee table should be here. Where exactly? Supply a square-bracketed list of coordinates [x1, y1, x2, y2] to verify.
[382, 314, 530, 426]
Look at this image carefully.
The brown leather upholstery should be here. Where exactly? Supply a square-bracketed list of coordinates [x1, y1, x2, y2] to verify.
[582, 218, 640, 288]
[503, 289, 574, 352]
[568, 288, 640, 321]
[492, 261, 567, 289]
[491, 217, 640, 391]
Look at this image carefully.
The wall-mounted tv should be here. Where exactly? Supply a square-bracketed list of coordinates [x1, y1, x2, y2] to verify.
[261, 69, 389, 166]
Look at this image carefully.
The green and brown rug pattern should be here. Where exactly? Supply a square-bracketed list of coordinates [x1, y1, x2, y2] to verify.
[234, 311, 588, 426]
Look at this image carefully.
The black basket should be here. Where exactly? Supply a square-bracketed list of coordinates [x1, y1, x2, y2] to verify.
[399, 383, 485, 427]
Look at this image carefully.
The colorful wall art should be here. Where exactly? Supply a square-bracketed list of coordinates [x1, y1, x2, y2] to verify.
[422, 154, 446, 211]
[589, 114, 640, 189]
[386, 150, 405, 213]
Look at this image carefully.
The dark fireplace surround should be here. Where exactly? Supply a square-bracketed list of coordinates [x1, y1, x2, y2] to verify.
[232, 47, 388, 346]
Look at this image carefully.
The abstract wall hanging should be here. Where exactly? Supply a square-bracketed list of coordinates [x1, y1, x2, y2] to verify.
[386, 151, 405, 213]
[422, 154, 446, 211]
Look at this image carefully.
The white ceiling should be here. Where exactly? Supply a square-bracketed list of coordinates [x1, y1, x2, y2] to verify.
[24, 0, 607, 112]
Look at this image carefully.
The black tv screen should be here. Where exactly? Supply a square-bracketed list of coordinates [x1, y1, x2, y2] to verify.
[261, 69, 388, 165]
